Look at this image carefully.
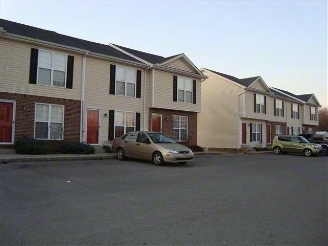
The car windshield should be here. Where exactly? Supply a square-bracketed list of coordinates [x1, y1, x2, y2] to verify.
[148, 133, 175, 143]
[297, 136, 310, 143]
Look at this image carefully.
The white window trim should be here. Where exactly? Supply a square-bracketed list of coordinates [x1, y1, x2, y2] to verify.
[114, 110, 136, 138]
[34, 103, 65, 140]
[252, 123, 262, 142]
[275, 125, 282, 135]
[310, 106, 317, 121]
[177, 76, 193, 104]
[37, 49, 68, 88]
[173, 115, 188, 142]
[115, 66, 137, 98]
[275, 99, 283, 116]
[292, 103, 299, 119]
[256, 94, 265, 114]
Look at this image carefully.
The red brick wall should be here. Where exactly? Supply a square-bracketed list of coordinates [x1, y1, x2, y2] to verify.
[0, 92, 80, 144]
[266, 121, 287, 145]
[149, 108, 197, 146]
[302, 125, 319, 134]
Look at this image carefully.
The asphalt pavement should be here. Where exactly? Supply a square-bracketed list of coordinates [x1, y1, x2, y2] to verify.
[0, 154, 327, 245]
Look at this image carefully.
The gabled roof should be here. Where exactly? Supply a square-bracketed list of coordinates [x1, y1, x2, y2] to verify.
[270, 87, 305, 103]
[239, 76, 260, 87]
[0, 19, 142, 63]
[297, 94, 313, 102]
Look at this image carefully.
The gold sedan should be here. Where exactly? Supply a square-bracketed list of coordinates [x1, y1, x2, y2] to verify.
[112, 131, 194, 166]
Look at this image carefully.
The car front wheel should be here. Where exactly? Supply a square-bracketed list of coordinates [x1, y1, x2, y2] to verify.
[117, 148, 126, 160]
[273, 147, 282, 155]
[303, 148, 312, 157]
[152, 151, 164, 166]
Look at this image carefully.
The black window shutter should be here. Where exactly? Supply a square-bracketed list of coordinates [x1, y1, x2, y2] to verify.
[136, 113, 141, 131]
[260, 124, 263, 142]
[291, 127, 294, 135]
[274, 99, 277, 116]
[315, 107, 317, 121]
[109, 64, 116, 94]
[173, 76, 177, 101]
[250, 123, 253, 142]
[282, 101, 284, 117]
[29, 48, 38, 84]
[66, 55, 74, 89]
[297, 105, 300, 119]
[264, 96, 266, 114]
[291, 104, 293, 118]
[108, 110, 115, 140]
[254, 94, 256, 112]
[136, 70, 141, 98]
[310, 106, 312, 120]
[193, 80, 196, 104]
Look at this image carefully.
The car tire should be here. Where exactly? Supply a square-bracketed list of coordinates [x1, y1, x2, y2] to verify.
[303, 148, 313, 157]
[117, 148, 125, 160]
[273, 147, 282, 155]
[152, 151, 164, 166]
[322, 147, 328, 156]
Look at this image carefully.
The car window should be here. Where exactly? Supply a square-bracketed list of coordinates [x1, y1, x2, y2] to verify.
[291, 137, 300, 143]
[297, 136, 309, 143]
[148, 133, 175, 143]
[137, 133, 149, 143]
[278, 136, 290, 142]
[124, 133, 138, 141]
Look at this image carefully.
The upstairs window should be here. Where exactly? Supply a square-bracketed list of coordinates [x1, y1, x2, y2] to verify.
[291, 104, 299, 119]
[115, 66, 136, 97]
[177, 77, 193, 103]
[274, 99, 284, 117]
[38, 50, 67, 87]
[310, 107, 317, 121]
[254, 94, 266, 114]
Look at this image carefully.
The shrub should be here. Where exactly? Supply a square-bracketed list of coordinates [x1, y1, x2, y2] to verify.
[188, 145, 204, 152]
[59, 141, 95, 154]
[15, 137, 52, 155]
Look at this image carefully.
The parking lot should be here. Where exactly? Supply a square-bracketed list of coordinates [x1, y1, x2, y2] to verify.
[0, 154, 327, 245]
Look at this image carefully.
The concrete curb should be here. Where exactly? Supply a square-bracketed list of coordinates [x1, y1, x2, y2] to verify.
[0, 151, 273, 164]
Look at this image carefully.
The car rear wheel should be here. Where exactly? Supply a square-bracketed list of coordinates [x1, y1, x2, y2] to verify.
[117, 148, 125, 160]
[322, 147, 328, 156]
[303, 148, 312, 157]
[273, 147, 282, 155]
[152, 151, 164, 166]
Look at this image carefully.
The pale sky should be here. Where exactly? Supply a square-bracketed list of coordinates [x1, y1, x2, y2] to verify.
[1, 0, 327, 106]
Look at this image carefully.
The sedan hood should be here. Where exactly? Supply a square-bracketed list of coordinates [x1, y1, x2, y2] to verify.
[157, 143, 191, 152]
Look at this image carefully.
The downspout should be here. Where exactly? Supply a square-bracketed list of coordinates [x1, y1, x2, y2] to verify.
[152, 68, 155, 107]
[80, 51, 89, 142]
[143, 65, 153, 130]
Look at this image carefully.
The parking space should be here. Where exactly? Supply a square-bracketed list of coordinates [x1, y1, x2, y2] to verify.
[0, 154, 327, 245]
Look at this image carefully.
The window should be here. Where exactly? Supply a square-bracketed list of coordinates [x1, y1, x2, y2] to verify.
[173, 115, 188, 142]
[275, 125, 282, 135]
[115, 66, 136, 97]
[114, 111, 135, 138]
[38, 50, 67, 87]
[35, 103, 64, 140]
[255, 94, 265, 113]
[275, 100, 284, 116]
[292, 104, 299, 119]
[278, 136, 289, 142]
[252, 123, 261, 141]
[177, 77, 193, 103]
[290, 126, 300, 135]
[310, 107, 317, 121]
[308, 128, 313, 134]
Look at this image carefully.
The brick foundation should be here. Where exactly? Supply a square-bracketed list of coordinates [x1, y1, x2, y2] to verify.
[0, 92, 80, 146]
[149, 108, 197, 146]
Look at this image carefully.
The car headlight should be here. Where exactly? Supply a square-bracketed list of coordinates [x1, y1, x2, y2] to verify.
[166, 149, 178, 154]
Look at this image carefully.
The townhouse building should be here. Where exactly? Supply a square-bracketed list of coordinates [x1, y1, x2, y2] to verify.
[0, 19, 205, 148]
[197, 68, 321, 150]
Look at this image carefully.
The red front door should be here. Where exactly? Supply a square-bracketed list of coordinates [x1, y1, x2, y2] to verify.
[0, 102, 14, 143]
[267, 124, 271, 144]
[151, 114, 161, 132]
[87, 110, 99, 144]
[242, 123, 246, 144]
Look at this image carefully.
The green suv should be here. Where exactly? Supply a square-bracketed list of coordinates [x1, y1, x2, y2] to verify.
[272, 135, 323, 157]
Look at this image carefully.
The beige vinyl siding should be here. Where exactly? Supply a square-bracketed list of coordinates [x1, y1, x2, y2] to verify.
[303, 104, 319, 126]
[83, 57, 145, 144]
[0, 38, 82, 100]
[243, 91, 271, 120]
[267, 97, 287, 123]
[307, 96, 317, 105]
[249, 80, 267, 91]
[153, 69, 201, 112]
[197, 71, 243, 149]
[164, 58, 197, 73]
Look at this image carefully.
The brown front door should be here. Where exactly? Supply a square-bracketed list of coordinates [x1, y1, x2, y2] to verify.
[0, 102, 14, 143]
[242, 123, 246, 144]
[267, 124, 271, 144]
[151, 114, 161, 132]
[87, 110, 99, 144]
